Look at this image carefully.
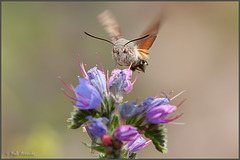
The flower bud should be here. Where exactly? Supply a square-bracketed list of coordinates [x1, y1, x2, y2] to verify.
[114, 125, 139, 142]
[124, 136, 151, 153]
[146, 104, 179, 124]
[85, 116, 108, 138]
[108, 68, 138, 103]
[102, 135, 112, 146]
[119, 101, 137, 119]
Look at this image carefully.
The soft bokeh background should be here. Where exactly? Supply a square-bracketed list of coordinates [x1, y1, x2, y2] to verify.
[2, 1, 238, 159]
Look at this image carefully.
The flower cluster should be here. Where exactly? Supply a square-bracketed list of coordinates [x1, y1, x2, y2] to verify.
[61, 55, 185, 159]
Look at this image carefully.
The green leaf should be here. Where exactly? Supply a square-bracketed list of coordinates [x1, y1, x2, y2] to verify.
[104, 96, 110, 114]
[144, 124, 168, 154]
[126, 115, 138, 125]
[67, 106, 95, 129]
[67, 119, 86, 129]
[109, 115, 119, 132]
[101, 102, 105, 113]
[82, 142, 105, 153]
[109, 98, 115, 112]
[135, 115, 146, 127]
[129, 152, 137, 159]
[99, 153, 106, 159]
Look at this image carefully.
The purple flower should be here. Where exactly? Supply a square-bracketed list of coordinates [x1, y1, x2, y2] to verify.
[151, 97, 170, 107]
[114, 125, 140, 142]
[59, 76, 102, 110]
[85, 116, 108, 138]
[136, 91, 186, 114]
[136, 97, 170, 114]
[87, 66, 107, 98]
[77, 55, 107, 99]
[75, 78, 101, 109]
[136, 97, 155, 114]
[119, 101, 138, 119]
[74, 78, 102, 109]
[124, 136, 151, 153]
[107, 68, 138, 103]
[146, 104, 183, 124]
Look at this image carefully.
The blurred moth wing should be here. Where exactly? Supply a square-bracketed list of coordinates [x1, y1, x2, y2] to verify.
[98, 10, 122, 43]
[136, 18, 161, 60]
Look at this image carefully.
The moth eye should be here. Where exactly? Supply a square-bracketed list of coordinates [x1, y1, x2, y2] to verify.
[123, 48, 128, 53]
[113, 49, 118, 54]
[140, 60, 148, 65]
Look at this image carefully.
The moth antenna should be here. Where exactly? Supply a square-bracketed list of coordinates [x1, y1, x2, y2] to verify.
[124, 34, 150, 46]
[84, 31, 114, 45]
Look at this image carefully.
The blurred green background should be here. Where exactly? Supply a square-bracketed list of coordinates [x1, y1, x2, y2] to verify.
[2, 1, 238, 159]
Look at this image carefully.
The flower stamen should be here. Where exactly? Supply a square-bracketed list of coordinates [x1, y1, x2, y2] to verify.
[132, 71, 139, 85]
[170, 90, 186, 101]
[107, 69, 109, 82]
[58, 76, 75, 92]
[167, 113, 183, 122]
[78, 56, 86, 78]
[176, 99, 187, 108]
[82, 64, 88, 77]
[72, 101, 89, 108]
[96, 53, 104, 74]
[168, 90, 174, 97]
[128, 62, 133, 70]
[160, 91, 168, 98]
[143, 139, 152, 148]
[61, 88, 82, 103]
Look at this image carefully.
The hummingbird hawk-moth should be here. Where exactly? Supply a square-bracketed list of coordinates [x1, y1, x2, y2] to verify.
[84, 10, 163, 72]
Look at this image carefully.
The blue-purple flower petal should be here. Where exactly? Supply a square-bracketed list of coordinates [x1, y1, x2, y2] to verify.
[85, 116, 108, 138]
[108, 68, 136, 103]
[124, 136, 146, 153]
[74, 78, 101, 109]
[87, 66, 107, 98]
[114, 125, 140, 142]
[119, 101, 138, 119]
[146, 104, 177, 124]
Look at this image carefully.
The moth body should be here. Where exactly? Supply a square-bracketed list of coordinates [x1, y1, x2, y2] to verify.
[85, 10, 162, 72]
[113, 38, 138, 66]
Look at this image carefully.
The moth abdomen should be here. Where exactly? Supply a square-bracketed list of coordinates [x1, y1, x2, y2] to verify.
[130, 59, 148, 72]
